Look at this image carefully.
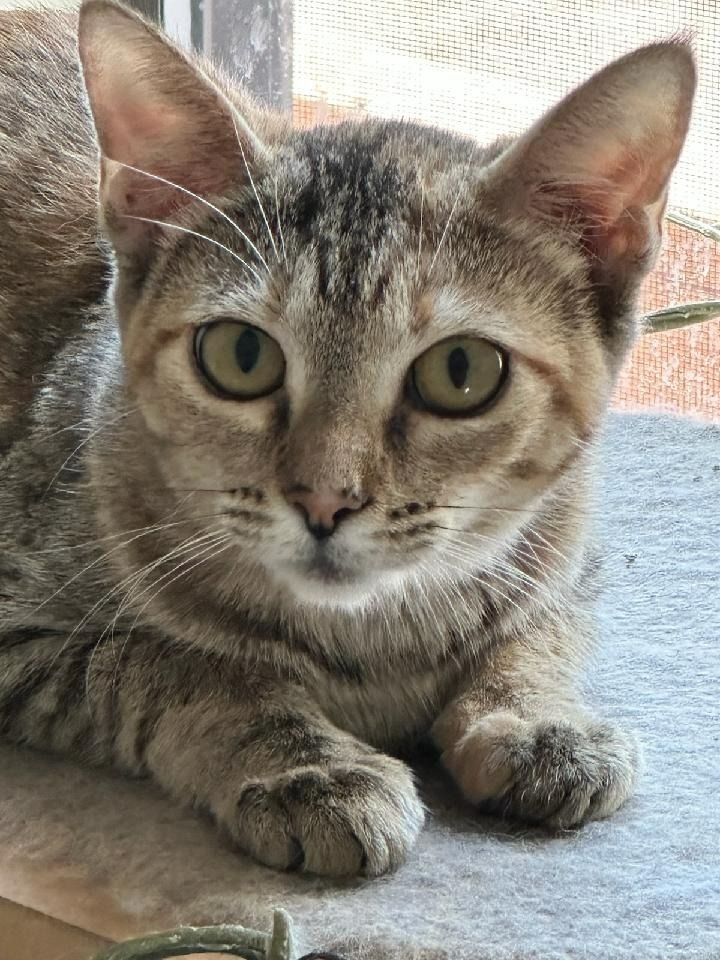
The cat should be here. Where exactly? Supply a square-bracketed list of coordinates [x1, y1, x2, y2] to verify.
[0, 0, 695, 877]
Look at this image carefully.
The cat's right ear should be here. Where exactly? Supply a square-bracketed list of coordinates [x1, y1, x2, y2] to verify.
[78, 0, 266, 264]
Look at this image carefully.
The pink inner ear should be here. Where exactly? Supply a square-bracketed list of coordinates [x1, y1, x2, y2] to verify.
[99, 96, 226, 221]
[531, 134, 670, 260]
[80, 8, 265, 254]
[603, 147, 670, 212]
[529, 174, 666, 272]
[100, 95, 183, 170]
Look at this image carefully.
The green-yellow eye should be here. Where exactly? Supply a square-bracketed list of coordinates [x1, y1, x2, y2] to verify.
[194, 321, 285, 399]
[411, 336, 507, 415]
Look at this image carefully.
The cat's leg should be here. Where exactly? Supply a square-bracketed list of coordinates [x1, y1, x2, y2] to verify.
[431, 630, 640, 828]
[133, 672, 425, 877]
[0, 630, 423, 876]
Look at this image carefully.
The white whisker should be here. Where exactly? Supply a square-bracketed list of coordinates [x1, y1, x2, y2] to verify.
[100, 538, 233, 709]
[527, 528, 570, 565]
[416, 180, 425, 284]
[24, 508, 222, 558]
[9, 515, 225, 630]
[232, 119, 281, 266]
[137, 537, 232, 626]
[121, 534, 230, 632]
[273, 175, 288, 266]
[49, 528, 226, 672]
[435, 530, 573, 621]
[74, 530, 226, 705]
[96, 533, 229, 694]
[114, 160, 271, 275]
[417, 556, 472, 642]
[432, 544, 531, 622]
[427, 145, 477, 277]
[43, 415, 103, 440]
[41, 409, 136, 498]
[123, 216, 265, 285]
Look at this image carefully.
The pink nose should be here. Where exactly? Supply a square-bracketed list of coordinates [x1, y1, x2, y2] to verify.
[287, 489, 363, 539]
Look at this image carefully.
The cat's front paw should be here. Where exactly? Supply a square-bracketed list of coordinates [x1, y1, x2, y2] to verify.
[441, 711, 639, 828]
[227, 754, 424, 877]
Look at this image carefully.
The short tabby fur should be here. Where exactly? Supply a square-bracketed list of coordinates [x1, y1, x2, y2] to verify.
[0, 1, 694, 875]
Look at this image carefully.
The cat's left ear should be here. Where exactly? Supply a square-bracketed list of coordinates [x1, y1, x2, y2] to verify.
[483, 40, 695, 299]
[78, 0, 267, 263]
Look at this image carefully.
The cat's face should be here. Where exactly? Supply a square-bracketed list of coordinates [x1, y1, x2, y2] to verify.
[119, 127, 604, 608]
[79, 2, 694, 609]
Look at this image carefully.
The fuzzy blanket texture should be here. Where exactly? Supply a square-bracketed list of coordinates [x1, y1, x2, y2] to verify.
[0, 412, 718, 960]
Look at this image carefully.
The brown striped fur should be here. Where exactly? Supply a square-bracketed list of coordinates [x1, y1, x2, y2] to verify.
[0, 1, 694, 875]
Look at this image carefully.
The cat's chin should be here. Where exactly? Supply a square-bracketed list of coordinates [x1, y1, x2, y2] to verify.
[275, 565, 406, 611]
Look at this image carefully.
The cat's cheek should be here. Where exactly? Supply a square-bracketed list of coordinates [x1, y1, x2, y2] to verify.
[127, 339, 279, 446]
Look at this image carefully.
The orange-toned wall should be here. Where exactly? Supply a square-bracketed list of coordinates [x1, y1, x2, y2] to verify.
[615, 222, 719, 421]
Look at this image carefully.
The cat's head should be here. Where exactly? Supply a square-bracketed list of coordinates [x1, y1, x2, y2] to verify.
[78, 0, 694, 609]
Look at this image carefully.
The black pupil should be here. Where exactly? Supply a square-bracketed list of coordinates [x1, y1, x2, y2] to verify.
[235, 328, 261, 374]
[447, 347, 470, 389]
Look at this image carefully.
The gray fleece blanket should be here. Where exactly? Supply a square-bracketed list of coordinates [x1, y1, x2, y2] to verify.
[1, 412, 718, 960]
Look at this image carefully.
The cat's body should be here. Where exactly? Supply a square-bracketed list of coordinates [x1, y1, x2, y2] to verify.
[0, 2, 694, 875]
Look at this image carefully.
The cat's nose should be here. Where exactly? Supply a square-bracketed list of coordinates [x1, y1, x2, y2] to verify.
[287, 488, 364, 540]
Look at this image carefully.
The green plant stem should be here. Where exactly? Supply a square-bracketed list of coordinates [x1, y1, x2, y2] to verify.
[643, 301, 720, 333]
[92, 925, 269, 960]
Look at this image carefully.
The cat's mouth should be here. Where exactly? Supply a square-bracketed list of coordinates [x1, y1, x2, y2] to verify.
[300, 553, 354, 584]
[272, 545, 399, 608]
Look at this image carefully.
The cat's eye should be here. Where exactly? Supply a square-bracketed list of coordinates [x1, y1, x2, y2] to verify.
[411, 336, 507, 416]
[194, 321, 285, 399]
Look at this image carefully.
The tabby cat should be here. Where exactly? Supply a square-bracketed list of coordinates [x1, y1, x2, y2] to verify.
[0, 0, 695, 876]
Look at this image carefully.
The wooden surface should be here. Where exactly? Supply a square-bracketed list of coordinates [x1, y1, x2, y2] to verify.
[0, 896, 110, 960]
[0, 897, 230, 960]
